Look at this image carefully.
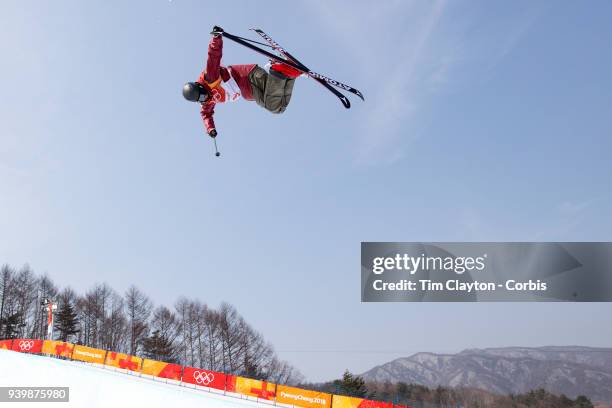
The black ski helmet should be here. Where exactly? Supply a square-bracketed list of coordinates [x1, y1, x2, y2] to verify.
[182, 82, 208, 102]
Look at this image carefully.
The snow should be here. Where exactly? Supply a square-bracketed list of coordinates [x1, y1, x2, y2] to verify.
[0, 349, 277, 408]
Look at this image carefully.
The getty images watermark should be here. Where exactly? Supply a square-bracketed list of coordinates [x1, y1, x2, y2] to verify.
[361, 242, 612, 302]
[0, 387, 69, 402]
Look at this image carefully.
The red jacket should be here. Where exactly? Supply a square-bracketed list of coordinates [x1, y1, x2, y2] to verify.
[197, 36, 256, 134]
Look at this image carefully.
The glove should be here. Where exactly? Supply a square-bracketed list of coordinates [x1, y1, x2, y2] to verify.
[209, 129, 217, 138]
[211, 26, 224, 37]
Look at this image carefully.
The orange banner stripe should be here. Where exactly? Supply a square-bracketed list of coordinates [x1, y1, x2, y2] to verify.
[72, 345, 107, 364]
[277, 385, 332, 408]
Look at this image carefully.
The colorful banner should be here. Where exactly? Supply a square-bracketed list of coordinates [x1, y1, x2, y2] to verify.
[331, 395, 362, 408]
[141, 359, 183, 380]
[227, 375, 276, 400]
[0, 339, 414, 408]
[360, 401, 393, 408]
[0, 337, 409, 408]
[333, 396, 393, 408]
[11, 338, 43, 354]
[72, 345, 107, 364]
[0, 339, 13, 350]
[182, 367, 226, 390]
[42, 340, 74, 357]
[105, 351, 142, 372]
[276, 385, 332, 408]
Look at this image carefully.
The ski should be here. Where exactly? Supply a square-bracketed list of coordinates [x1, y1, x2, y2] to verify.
[221, 31, 354, 109]
[251, 28, 365, 102]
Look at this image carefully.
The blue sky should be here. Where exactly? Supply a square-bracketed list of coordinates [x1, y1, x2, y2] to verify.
[1, 0, 611, 381]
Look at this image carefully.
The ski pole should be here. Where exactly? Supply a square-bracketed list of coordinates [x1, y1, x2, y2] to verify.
[213, 138, 220, 157]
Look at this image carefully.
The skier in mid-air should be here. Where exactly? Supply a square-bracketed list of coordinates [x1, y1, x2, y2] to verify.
[182, 26, 303, 139]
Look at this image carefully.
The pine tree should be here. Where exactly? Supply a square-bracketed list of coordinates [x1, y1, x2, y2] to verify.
[574, 395, 594, 408]
[142, 330, 176, 362]
[243, 358, 263, 379]
[334, 370, 368, 398]
[1, 312, 22, 339]
[54, 297, 79, 341]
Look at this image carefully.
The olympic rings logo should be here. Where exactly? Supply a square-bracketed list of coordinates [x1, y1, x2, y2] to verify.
[18, 340, 35, 351]
[211, 89, 223, 103]
[193, 370, 215, 386]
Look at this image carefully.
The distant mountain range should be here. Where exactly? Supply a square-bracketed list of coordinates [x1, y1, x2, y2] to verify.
[360, 346, 612, 403]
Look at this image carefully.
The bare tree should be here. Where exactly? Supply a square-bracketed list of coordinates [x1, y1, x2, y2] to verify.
[202, 307, 222, 371]
[0, 265, 17, 338]
[0, 264, 303, 383]
[25, 268, 51, 339]
[102, 290, 127, 352]
[0, 265, 14, 335]
[175, 298, 206, 367]
[75, 293, 93, 346]
[192, 302, 208, 368]
[267, 357, 305, 385]
[125, 285, 151, 355]
[218, 302, 244, 374]
[174, 297, 190, 365]
[76, 288, 98, 346]
[237, 319, 274, 378]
